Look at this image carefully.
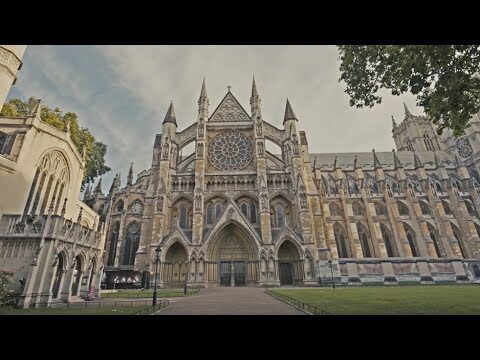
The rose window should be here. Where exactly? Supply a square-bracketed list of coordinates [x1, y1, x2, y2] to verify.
[457, 137, 473, 159]
[208, 131, 253, 170]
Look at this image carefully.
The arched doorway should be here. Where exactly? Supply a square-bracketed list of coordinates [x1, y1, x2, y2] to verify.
[71, 255, 83, 296]
[473, 264, 480, 279]
[163, 242, 188, 287]
[208, 223, 257, 287]
[278, 240, 300, 286]
[52, 252, 66, 299]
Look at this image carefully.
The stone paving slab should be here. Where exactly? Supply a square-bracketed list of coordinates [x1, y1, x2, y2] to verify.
[155, 287, 305, 315]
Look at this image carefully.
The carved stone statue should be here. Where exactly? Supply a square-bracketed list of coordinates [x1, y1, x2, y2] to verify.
[257, 141, 264, 156]
[197, 142, 204, 157]
[156, 195, 164, 212]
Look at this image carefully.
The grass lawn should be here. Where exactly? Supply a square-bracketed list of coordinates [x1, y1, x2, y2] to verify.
[273, 285, 480, 315]
[100, 289, 198, 298]
[0, 305, 150, 315]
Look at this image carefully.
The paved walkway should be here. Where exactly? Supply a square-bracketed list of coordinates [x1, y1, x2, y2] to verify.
[155, 287, 305, 315]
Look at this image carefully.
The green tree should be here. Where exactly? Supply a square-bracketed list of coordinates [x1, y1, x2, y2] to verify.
[0, 271, 12, 306]
[1, 97, 111, 188]
[337, 45, 480, 136]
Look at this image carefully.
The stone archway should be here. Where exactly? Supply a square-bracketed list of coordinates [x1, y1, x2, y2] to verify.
[71, 255, 83, 296]
[162, 242, 188, 287]
[52, 252, 66, 299]
[207, 223, 259, 287]
[277, 240, 301, 286]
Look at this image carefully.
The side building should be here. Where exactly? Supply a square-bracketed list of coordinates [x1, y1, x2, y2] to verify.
[0, 98, 106, 307]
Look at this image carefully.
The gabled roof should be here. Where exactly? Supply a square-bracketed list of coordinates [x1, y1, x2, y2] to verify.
[209, 90, 251, 122]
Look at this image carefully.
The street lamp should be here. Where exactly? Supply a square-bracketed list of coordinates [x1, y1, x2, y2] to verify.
[152, 246, 161, 306]
[328, 259, 335, 289]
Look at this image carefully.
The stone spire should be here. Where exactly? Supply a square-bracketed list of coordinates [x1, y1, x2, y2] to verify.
[283, 99, 298, 123]
[127, 163, 133, 186]
[393, 149, 403, 169]
[392, 115, 398, 131]
[163, 101, 177, 126]
[94, 178, 102, 193]
[198, 77, 207, 102]
[250, 76, 262, 117]
[413, 151, 424, 169]
[333, 156, 339, 170]
[83, 183, 91, 200]
[372, 149, 381, 169]
[109, 173, 120, 194]
[353, 155, 360, 170]
[404, 103, 412, 118]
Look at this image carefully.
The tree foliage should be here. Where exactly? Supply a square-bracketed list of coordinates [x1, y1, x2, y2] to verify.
[0, 271, 12, 306]
[1, 97, 111, 187]
[337, 45, 480, 136]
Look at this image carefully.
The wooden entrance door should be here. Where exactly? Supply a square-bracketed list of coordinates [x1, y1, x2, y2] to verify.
[279, 262, 293, 285]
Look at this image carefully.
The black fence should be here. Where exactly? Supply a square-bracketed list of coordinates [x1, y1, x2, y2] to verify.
[50, 299, 155, 308]
[100, 288, 199, 298]
[133, 300, 170, 315]
[265, 289, 332, 315]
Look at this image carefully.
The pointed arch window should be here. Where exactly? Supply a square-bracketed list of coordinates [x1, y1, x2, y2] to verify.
[358, 225, 372, 258]
[352, 202, 365, 216]
[374, 201, 387, 216]
[442, 201, 453, 216]
[179, 207, 187, 229]
[420, 201, 431, 216]
[215, 203, 222, 219]
[424, 133, 435, 151]
[429, 230, 442, 258]
[107, 222, 120, 266]
[397, 201, 410, 216]
[334, 224, 348, 258]
[206, 203, 213, 224]
[405, 138, 414, 152]
[381, 224, 395, 257]
[123, 222, 141, 266]
[406, 231, 418, 257]
[241, 203, 248, 218]
[276, 205, 286, 227]
[250, 203, 257, 223]
[329, 202, 343, 217]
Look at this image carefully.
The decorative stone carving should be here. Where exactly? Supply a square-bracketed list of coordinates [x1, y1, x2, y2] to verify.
[210, 94, 250, 122]
[162, 138, 169, 159]
[457, 137, 473, 159]
[156, 196, 164, 212]
[208, 131, 253, 170]
[194, 188, 203, 211]
[198, 118, 205, 138]
[197, 142, 204, 157]
[257, 140, 264, 156]
[300, 192, 307, 209]
[261, 193, 269, 210]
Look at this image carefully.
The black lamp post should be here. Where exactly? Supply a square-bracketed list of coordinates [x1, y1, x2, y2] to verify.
[328, 259, 335, 289]
[152, 246, 161, 306]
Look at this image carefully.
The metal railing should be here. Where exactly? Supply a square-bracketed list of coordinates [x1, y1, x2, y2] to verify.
[50, 299, 154, 308]
[133, 300, 169, 315]
[265, 289, 332, 315]
[100, 289, 199, 298]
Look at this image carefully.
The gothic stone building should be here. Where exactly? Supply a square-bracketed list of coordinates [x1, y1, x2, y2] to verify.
[0, 45, 106, 307]
[88, 79, 480, 289]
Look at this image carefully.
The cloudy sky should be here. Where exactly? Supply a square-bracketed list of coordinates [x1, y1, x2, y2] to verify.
[7, 45, 423, 190]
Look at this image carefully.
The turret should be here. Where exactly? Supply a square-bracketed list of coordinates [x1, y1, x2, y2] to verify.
[250, 75, 261, 116]
[198, 77, 209, 120]
[127, 163, 134, 186]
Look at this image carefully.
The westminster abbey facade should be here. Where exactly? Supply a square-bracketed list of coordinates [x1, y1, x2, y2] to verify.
[86, 79, 480, 289]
